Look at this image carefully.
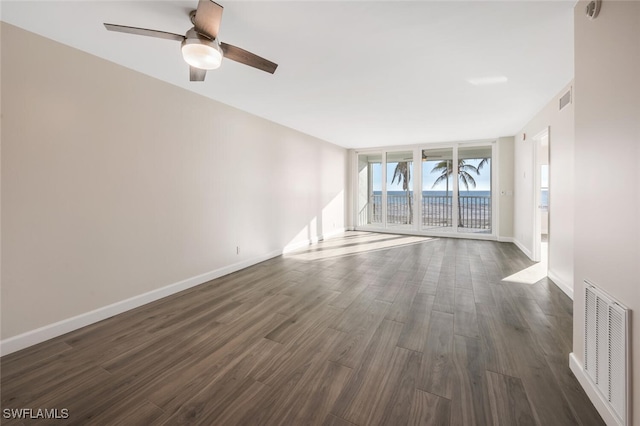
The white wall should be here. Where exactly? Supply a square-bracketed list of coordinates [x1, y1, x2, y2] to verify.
[514, 80, 574, 296]
[571, 2, 640, 424]
[497, 137, 514, 240]
[0, 23, 347, 349]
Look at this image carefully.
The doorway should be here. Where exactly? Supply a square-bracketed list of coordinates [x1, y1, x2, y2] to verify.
[533, 129, 549, 266]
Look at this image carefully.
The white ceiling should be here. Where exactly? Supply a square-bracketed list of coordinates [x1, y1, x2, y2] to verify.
[1, 1, 574, 149]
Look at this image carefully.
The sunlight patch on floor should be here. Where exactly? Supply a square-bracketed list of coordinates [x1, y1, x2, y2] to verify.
[502, 242, 548, 285]
[284, 232, 435, 261]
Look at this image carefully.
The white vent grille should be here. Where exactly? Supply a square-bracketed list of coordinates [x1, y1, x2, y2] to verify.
[559, 89, 572, 110]
[584, 281, 629, 426]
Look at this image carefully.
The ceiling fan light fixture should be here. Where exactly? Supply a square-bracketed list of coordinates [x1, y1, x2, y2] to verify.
[181, 30, 223, 70]
[104, 2, 278, 77]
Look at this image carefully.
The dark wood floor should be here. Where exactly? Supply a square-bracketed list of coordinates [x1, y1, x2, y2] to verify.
[1, 232, 604, 425]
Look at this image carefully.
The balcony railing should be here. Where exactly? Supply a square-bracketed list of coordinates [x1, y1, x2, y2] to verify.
[456, 195, 491, 230]
[358, 194, 491, 231]
[422, 195, 452, 227]
[387, 194, 412, 224]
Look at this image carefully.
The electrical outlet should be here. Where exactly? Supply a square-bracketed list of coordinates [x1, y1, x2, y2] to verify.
[236, 246, 240, 255]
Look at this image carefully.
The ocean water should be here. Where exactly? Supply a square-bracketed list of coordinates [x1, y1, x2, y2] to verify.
[365, 190, 498, 229]
[375, 190, 490, 196]
[372, 190, 549, 206]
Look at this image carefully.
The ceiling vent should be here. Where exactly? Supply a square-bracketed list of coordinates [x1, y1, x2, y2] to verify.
[559, 88, 572, 111]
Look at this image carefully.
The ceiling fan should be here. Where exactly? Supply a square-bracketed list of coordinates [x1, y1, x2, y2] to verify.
[104, 0, 278, 81]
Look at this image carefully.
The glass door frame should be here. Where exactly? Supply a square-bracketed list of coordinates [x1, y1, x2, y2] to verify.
[454, 143, 494, 234]
[356, 152, 384, 228]
[385, 149, 418, 229]
[353, 140, 497, 239]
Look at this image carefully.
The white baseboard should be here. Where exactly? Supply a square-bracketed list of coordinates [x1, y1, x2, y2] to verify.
[0, 229, 350, 356]
[512, 238, 533, 260]
[324, 228, 347, 239]
[283, 238, 320, 254]
[547, 270, 573, 300]
[0, 249, 284, 357]
[569, 353, 623, 426]
[497, 236, 515, 243]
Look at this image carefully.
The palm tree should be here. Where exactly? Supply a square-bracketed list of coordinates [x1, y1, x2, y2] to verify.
[391, 162, 412, 224]
[430, 158, 488, 227]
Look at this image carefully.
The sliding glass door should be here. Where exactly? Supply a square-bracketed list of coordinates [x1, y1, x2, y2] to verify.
[457, 146, 492, 233]
[422, 148, 454, 231]
[386, 151, 414, 227]
[357, 153, 382, 226]
[356, 142, 493, 236]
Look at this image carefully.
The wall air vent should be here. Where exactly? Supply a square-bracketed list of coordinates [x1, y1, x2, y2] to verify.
[584, 281, 629, 426]
[559, 89, 572, 111]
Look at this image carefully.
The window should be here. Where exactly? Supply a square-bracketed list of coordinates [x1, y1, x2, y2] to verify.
[355, 142, 495, 237]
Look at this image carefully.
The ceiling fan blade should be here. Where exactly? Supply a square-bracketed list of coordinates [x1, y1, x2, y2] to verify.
[190, 66, 207, 82]
[104, 23, 185, 42]
[194, 0, 223, 40]
[220, 43, 278, 74]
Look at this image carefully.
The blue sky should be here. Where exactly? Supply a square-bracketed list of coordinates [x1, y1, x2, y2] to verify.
[373, 159, 492, 192]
